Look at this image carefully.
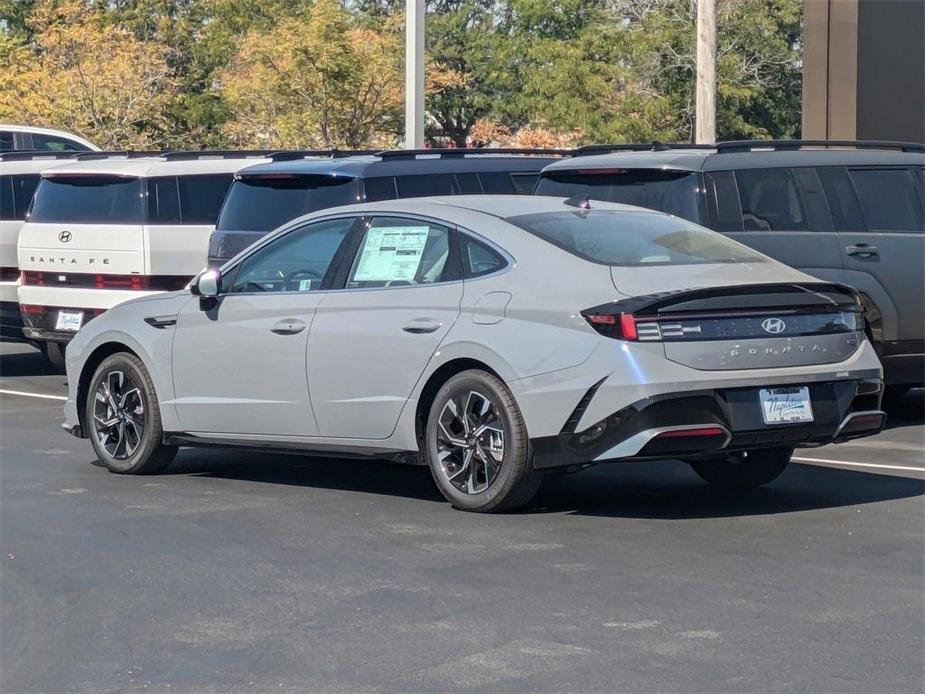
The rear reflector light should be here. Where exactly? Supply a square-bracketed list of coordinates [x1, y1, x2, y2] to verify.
[638, 425, 730, 457]
[835, 411, 886, 440]
[20, 304, 44, 315]
[655, 426, 727, 439]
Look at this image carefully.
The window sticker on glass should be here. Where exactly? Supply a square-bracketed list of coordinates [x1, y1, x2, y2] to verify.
[353, 226, 430, 282]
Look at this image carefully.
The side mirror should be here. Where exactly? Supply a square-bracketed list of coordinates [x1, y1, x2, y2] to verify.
[191, 268, 221, 298]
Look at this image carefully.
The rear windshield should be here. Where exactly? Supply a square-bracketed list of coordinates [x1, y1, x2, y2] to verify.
[535, 169, 703, 222]
[217, 175, 360, 232]
[507, 210, 766, 266]
[0, 174, 40, 221]
[29, 176, 143, 223]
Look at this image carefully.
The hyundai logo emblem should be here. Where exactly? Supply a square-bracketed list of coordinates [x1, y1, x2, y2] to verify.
[761, 317, 786, 334]
[58, 231, 72, 243]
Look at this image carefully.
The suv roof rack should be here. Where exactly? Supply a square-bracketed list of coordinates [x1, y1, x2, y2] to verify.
[74, 151, 163, 160]
[0, 151, 82, 162]
[160, 150, 277, 160]
[376, 147, 572, 160]
[714, 139, 925, 153]
[573, 142, 714, 157]
[267, 149, 377, 161]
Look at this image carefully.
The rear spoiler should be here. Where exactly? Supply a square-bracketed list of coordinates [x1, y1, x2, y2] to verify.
[593, 283, 862, 318]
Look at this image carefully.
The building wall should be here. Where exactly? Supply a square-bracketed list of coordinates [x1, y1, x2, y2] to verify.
[802, 0, 925, 142]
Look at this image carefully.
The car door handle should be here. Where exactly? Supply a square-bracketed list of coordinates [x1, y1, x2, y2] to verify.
[845, 244, 879, 258]
[270, 318, 307, 335]
[402, 319, 442, 334]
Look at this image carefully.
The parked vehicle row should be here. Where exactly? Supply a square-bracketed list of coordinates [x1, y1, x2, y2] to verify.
[0, 124, 99, 153]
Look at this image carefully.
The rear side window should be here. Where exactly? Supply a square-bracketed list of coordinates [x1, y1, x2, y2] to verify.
[735, 168, 809, 231]
[511, 173, 539, 194]
[394, 174, 456, 198]
[0, 174, 40, 221]
[704, 171, 743, 232]
[507, 210, 766, 266]
[461, 236, 506, 277]
[0, 132, 13, 151]
[29, 176, 144, 223]
[147, 177, 181, 224]
[535, 169, 703, 222]
[217, 175, 360, 232]
[363, 176, 397, 201]
[177, 174, 233, 225]
[847, 168, 924, 232]
[478, 172, 516, 194]
[817, 167, 866, 231]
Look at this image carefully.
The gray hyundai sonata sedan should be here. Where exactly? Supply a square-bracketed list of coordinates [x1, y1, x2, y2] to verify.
[62, 196, 885, 512]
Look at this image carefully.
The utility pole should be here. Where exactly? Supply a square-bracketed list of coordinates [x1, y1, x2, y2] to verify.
[405, 0, 425, 149]
[695, 0, 716, 144]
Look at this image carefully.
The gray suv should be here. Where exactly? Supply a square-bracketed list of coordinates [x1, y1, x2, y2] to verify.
[536, 140, 925, 395]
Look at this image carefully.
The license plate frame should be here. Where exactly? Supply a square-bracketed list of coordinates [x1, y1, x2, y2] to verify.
[759, 386, 814, 425]
[55, 310, 84, 332]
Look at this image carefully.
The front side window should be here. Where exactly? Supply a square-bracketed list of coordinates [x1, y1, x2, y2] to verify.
[347, 217, 453, 288]
[535, 169, 703, 222]
[28, 176, 144, 223]
[848, 168, 924, 232]
[507, 210, 766, 266]
[217, 175, 360, 232]
[228, 217, 355, 293]
[31, 133, 92, 152]
[735, 168, 809, 231]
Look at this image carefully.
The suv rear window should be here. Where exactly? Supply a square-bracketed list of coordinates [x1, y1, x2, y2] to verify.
[217, 175, 360, 232]
[507, 210, 766, 266]
[29, 176, 144, 223]
[0, 174, 40, 221]
[535, 169, 703, 222]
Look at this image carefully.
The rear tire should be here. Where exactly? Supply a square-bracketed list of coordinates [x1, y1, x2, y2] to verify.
[44, 342, 66, 374]
[689, 447, 792, 490]
[86, 352, 177, 474]
[425, 370, 542, 512]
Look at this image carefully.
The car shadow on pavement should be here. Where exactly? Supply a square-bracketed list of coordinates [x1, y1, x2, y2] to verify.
[158, 448, 923, 519]
[0, 343, 58, 378]
[884, 387, 924, 428]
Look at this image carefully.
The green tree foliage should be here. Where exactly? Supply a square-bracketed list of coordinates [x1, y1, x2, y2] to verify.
[0, 0, 803, 148]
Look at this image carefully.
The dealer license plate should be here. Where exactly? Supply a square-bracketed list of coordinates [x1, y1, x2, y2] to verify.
[55, 310, 84, 332]
[759, 387, 814, 425]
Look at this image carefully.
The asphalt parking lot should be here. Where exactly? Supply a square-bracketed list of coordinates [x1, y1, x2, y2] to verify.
[1, 341, 923, 693]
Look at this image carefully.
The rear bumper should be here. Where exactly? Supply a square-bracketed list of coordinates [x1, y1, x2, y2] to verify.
[21, 305, 104, 343]
[531, 378, 885, 469]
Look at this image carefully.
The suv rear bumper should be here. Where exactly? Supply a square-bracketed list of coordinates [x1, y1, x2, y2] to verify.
[21, 305, 104, 343]
[531, 378, 884, 469]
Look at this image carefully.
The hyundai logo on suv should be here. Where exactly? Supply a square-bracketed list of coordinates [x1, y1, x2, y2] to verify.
[761, 317, 786, 334]
[58, 231, 72, 243]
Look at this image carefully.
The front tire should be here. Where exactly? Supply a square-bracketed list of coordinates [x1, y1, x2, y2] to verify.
[86, 352, 177, 474]
[689, 447, 792, 490]
[425, 370, 541, 512]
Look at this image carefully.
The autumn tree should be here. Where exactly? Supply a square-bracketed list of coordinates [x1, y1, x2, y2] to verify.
[0, 0, 177, 148]
[219, 0, 403, 149]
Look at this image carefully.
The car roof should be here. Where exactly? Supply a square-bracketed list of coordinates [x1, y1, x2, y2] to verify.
[237, 153, 564, 179]
[36, 155, 271, 178]
[0, 124, 99, 150]
[294, 194, 653, 222]
[543, 147, 925, 174]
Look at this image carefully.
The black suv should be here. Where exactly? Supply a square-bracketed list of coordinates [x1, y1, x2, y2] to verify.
[536, 140, 925, 394]
[208, 148, 567, 267]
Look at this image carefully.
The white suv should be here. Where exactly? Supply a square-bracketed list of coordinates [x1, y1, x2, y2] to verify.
[17, 151, 269, 368]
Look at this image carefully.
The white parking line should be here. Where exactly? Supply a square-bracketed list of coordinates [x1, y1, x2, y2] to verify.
[0, 389, 67, 402]
[794, 456, 925, 473]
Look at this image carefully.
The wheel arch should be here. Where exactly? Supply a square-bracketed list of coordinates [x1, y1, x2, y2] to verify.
[75, 341, 143, 434]
[413, 357, 503, 457]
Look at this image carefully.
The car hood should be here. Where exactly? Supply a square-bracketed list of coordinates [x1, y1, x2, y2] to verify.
[610, 261, 812, 297]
